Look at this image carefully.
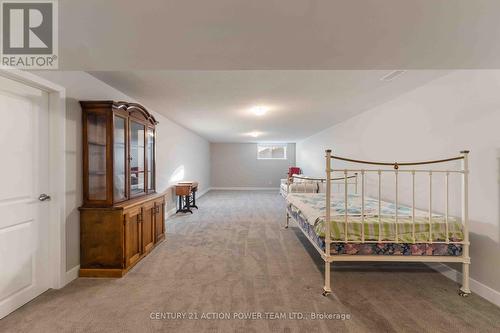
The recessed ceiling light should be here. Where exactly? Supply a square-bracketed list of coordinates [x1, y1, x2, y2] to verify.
[250, 106, 269, 116]
[380, 70, 407, 81]
[248, 131, 261, 138]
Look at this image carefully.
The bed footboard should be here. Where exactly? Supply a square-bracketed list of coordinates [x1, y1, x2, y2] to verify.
[324, 149, 471, 297]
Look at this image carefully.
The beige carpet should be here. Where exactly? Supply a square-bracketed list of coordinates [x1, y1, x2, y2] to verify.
[1, 190, 499, 332]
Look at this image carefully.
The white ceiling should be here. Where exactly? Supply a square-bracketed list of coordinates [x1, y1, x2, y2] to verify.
[70, 1, 491, 141]
[60, 0, 500, 70]
[90, 70, 449, 142]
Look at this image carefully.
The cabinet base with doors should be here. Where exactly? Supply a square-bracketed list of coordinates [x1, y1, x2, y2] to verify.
[79, 193, 165, 277]
[79, 101, 165, 278]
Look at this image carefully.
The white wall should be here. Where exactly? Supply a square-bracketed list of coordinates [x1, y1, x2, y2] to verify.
[33, 71, 211, 272]
[297, 70, 500, 298]
[211, 143, 295, 188]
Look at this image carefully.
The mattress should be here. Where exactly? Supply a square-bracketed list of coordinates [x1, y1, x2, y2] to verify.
[287, 206, 462, 256]
[287, 193, 464, 243]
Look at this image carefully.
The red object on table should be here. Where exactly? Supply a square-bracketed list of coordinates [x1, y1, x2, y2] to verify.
[288, 167, 301, 178]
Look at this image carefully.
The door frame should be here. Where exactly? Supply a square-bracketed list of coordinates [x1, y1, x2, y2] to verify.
[0, 69, 67, 289]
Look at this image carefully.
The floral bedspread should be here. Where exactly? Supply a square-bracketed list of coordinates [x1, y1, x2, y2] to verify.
[287, 193, 463, 243]
[288, 206, 463, 256]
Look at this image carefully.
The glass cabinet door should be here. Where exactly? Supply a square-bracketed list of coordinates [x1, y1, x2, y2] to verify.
[113, 116, 127, 201]
[146, 128, 155, 192]
[130, 120, 146, 196]
[87, 112, 107, 200]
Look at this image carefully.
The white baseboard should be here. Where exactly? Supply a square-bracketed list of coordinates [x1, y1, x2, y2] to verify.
[64, 265, 80, 286]
[166, 207, 176, 217]
[427, 263, 500, 307]
[210, 187, 279, 191]
[197, 188, 211, 197]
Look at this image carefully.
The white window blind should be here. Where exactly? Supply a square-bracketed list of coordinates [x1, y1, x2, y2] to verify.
[257, 144, 287, 160]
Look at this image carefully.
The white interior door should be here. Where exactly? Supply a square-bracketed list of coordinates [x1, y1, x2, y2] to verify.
[0, 75, 50, 319]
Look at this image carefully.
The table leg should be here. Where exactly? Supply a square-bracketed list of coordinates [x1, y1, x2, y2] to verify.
[192, 190, 198, 209]
[176, 195, 192, 214]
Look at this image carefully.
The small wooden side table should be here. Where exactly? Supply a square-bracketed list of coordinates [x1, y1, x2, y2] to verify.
[175, 184, 193, 214]
[175, 181, 199, 214]
[178, 181, 198, 210]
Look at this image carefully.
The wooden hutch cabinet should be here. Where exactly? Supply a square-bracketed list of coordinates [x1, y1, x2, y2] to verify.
[79, 101, 165, 277]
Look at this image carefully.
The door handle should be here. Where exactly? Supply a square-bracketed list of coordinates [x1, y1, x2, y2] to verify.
[38, 194, 51, 202]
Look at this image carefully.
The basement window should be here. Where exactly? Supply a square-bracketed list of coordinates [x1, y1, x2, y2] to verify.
[257, 144, 287, 160]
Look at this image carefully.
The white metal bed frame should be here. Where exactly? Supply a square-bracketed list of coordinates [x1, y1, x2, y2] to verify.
[285, 149, 471, 297]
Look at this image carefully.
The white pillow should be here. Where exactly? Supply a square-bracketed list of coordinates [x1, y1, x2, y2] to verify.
[290, 182, 318, 193]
